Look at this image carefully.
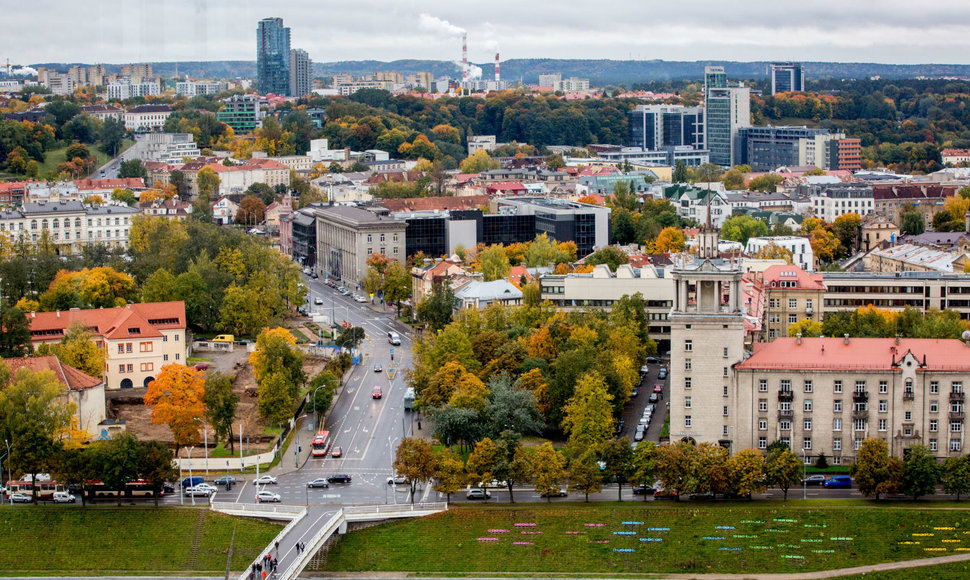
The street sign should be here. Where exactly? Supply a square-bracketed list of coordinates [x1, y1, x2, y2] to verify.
[390, 348, 395, 355]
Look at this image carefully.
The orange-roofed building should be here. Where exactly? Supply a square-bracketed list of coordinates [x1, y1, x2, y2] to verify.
[27, 301, 187, 391]
[4, 355, 107, 438]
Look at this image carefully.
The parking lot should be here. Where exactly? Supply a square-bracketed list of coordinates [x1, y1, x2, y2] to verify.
[618, 356, 669, 444]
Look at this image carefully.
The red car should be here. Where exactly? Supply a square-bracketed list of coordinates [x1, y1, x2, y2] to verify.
[372, 386, 383, 399]
[331, 446, 343, 458]
[653, 384, 663, 393]
[194, 363, 209, 371]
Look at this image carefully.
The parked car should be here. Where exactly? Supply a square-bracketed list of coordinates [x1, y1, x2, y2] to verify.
[632, 484, 657, 496]
[181, 476, 204, 488]
[193, 363, 209, 371]
[653, 384, 663, 394]
[631, 387, 638, 397]
[658, 367, 668, 379]
[638, 416, 650, 426]
[646, 356, 660, 364]
[639, 365, 649, 374]
[52, 491, 77, 503]
[824, 476, 852, 489]
[645, 404, 656, 413]
[372, 386, 383, 399]
[654, 488, 679, 500]
[803, 474, 827, 486]
[354, 294, 367, 303]
[466, 488, 491, 500]
[615, 419, 625, 435]
[184, 486, 212, 497]
[648, 393, 659, 404]
[540, 487, 568, 498]
[194, 483, 217, 493]
[9, 492, 31, 503]
[214, 476, 236, 486]
[328, 474, 352, 484]
[634, 428, 645, 442]
[254, 475, 277, 485]
[387, 475, 407, 485]
[256, 491, 281, 503]
[331, 446, 343, 458]
[307, 478, 330, 488]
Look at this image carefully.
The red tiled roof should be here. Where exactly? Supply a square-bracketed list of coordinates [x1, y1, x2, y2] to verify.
[762, 264, 825, 291]
[381, 195, 490, 212]
[242, 158, 288, 170]
[3, 355, 102, 390]
[28, 302, 186, 343]
[738, 337, 970, 372]
[942, 149, 970, 157]
[485, 181, 526, 193]
[75, 178, 147, 190]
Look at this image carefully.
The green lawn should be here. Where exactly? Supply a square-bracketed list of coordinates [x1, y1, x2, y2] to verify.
[34, 139, 133, 178]
[317, 504, 970, 576]
[0, 506, 281, 574]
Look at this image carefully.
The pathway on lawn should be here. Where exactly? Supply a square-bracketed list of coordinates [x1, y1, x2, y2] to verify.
[310, 551, 970, 579]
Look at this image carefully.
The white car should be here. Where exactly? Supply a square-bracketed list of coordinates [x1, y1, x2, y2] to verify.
[387, 475, 407, 485]
[255, 475, 277, 485]
[52, 491, 76, 503]
[194, 483, 218, 493]
[354, 294, 367, 303]
[184, 486, 213, 497]
[256, 491, 281, 503]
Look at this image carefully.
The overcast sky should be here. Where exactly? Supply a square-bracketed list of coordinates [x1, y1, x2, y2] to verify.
[10, 0, 970, 65]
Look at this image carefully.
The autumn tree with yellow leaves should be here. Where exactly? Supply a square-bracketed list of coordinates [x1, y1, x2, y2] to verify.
[143, 364, 206, 454]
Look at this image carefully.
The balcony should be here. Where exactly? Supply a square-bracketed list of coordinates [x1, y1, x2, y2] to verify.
[903, 392, 915, 402]
[778, 409, 793, 420]
[951, 392, 965, 403]
[853, 391, 869, 402]
[950, 411, 965, 422]
[805, 307, 814, 315]
[852, 410, 869, 421]
[778, 389, 794, 401]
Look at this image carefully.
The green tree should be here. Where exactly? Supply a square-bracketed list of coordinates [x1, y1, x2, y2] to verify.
[197, 166, 221, 197]
[0, 304, 31, 357]
[901, 211, 925, 235]
[901, 444, 941, 501]
[720, 215, 769, 245]
[852, 438, 903, 500]
[256, 371, 293, 425]
[532, 441, 566, 502]
[568, 448, 602, 502]
[478, 245, 511, 281]
[91, 432, 143, 506]
[36, 322, 105, 380]
[203, 371, 239, 452]
[942, 455, 970, 501]
[766, 447, 802, 500]
[393, 437, 437, 503]
[585, 246, 629, 270]
[250, 327, 306, 388]
[722, 168, 745, 190]
[655, 440, 699, 500]
[459, 149, 500, 173]
[118, 159, 147, 179]
[336, 326, 366, 350]
[140, 440, 177, 507]
[561, 371, 614, 455]
[169, 170, 189, 200]
[672, 160, 689, 183]
[727, 448, 766, 498]
[433, 448, 466, 502]
[383, 260, 411, 314]
[748, 173, 785, 192]
[308, 370, 337, 415]
[52, 447, 96, 506]
[99, 117, 126, 156]
[481, 374, 544, 440]
[467, 437, 499, 497]
[832, 213, 862, 253]
[693, 163, 722, 184]
[492, 431, 532, 503]
[632, 441, 657, 501]
[417, 283, 457, 331]
[600, 437, 635, 500]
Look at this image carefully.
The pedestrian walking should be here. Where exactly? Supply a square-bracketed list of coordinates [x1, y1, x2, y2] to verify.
[274, 540, 280, 554]
[295, 542, 301, 555]
[261, 570, 266, 580]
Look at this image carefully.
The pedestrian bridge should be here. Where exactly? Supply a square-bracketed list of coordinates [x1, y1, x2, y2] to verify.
[212, 501, 448, 580]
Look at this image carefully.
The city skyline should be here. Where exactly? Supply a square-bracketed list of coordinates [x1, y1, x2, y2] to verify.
[8, 1, 970, 66]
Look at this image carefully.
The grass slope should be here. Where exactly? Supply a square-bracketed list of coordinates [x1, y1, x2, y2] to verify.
[34, 139, 133, 178]
[319, 503, 970, 576]
[0, 506, 281, 574]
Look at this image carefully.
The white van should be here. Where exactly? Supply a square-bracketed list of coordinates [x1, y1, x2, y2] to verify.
[387, 331, 401, 345]
[52, 491, 76, 503]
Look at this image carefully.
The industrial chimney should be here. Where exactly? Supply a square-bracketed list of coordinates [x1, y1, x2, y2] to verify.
[462, 33, 468, 82]
[495, 53, 500, 83]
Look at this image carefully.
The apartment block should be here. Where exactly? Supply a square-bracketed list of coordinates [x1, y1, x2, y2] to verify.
[761, 264, 825, 340]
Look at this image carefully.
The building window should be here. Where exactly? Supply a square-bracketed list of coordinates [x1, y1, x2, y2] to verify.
[931, 401, 939, 413]
[759, 420, 767, 431]
[789, 299, 797, 309]
[931, 381, 939, 394]
[366, 234, 372, 243]
[803, 438, 812, 450]
[834, 418, 842, 431]
[930, 420, 938, 432]
[723, 385, 729, 397]
[117, 344, 124, 354]
[769, 329, 777, 339]
[759, 379, 768, 392]
[951, 439, 962, 452]
[118, 364, 125, 373]
[854, 419, 867, 431]
[879, 400, 888, 413]
[175, 353, 179, 360]
[759, 400, 768, 412]
[723, 347, 728, 358]
[780, 420, 791, 431]
[788, 314, 797, 325]
[952, 422, 963, 433]
[834, 400, 842, 413]
[758, 437, 767, 449]
[905, 411, 912, 421]
[855, 380, 866, 393]
[806, 299, 813, 311]
[954, 382, 964, 394]
[380, 233, 385, 242]
[140, 362, 153, 372]
[685, 340, 692, 351]
[126, 364, 133, 373]
[834, 380, 843, 394]
[175, 334, 179, 341]
[393, 247, 399, 254]
[685, 397, 692, 408]
[781, 379, 791, 391]
[878, 419, 887, 431]
[781, 437, 791, 448]
[804, 400, 813, 412]
[804, 380, 813, 393]
[930, 439, 938, 452]
[879, 381, 888, 394]
[139, 342, 152, 352]
[804, 419, 812, 431]
[723, 406, 729, 416]
[723, 367, 729, 378]
[854, 438, 863, 451]
[126, 343, 132, 353]
[685, 416, 692, 428]
[163, 335, 167, 342]
[685, 358, 692, 370]
[723, 425, 729, 436]
[833, 438, 842, 451]
[163, 354, 169, 361]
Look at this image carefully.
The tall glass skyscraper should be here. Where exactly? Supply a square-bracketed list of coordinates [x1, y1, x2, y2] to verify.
[257, 17, 291, 95]
[704, 66, 750, 167]
[770, 63, 805, 95]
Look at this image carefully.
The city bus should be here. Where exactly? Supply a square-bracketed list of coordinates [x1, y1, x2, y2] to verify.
[86, 479, 161, 500]
[311, 430, 330, 457]
[4, 479, 66, 500]
[403, 388, 415, 411]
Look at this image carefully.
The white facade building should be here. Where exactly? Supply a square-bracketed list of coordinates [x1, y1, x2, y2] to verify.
[745, 236, 815, 271]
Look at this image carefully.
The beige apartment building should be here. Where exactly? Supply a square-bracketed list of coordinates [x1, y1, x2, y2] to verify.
[761, 264, 825, 340]
[28, 302, 187, 391]
[310, 205, 408, 289]
[822, 272, 970, 320]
